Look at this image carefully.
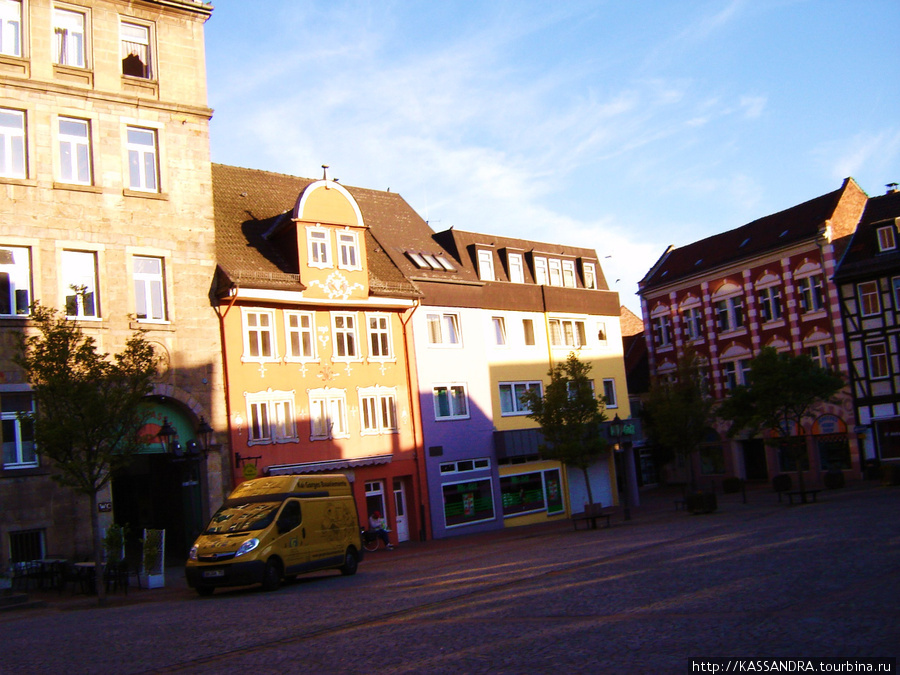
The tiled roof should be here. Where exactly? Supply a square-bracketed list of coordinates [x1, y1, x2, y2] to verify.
[640, 179, 856, 290]
[834, 189, 900, 281]
[212, 163, 420, 298]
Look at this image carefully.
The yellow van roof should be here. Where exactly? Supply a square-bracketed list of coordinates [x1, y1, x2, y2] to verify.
[229, 474, 351, 500]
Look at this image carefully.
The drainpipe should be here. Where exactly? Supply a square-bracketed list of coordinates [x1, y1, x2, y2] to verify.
[400, 299, 429, 541]
[215, 283, 240, 491]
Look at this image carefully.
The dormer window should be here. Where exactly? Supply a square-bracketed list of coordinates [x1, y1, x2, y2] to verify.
[877, 225, 897, 252]
[307, 227, 332, 268]
[337, 231, 360, 270]
[533, 257, 548, 285]
[583, 263, 597, 290]
[477, 250, 494, 281]
[562, 260, 576, 288]
[507, 253, 524, 283]
[548, 259, 562, 286]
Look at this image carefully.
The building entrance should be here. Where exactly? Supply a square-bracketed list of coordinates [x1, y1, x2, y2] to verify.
[742, 439, 769, 481]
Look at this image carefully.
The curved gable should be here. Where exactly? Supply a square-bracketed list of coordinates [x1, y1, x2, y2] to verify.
[294, 180, 365, 228]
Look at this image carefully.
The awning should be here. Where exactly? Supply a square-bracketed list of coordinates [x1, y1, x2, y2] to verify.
[265, 454, 393, 476]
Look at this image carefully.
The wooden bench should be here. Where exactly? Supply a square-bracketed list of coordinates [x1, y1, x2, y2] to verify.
[572, 503, 616, 530]
[785, 489, 821, 505]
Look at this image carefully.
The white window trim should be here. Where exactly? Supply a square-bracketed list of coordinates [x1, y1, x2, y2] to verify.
[426, 311, 462, 348]
[533, 257, 548, 286]
[561, 260, 576, 288]
[583, 262, 597, 290]
[477, 249, 495, 281]
[795, 271, 826, 314]
[433, 383, 469, 421]
[120, 18, 154, 79]
[366, 312, 394, 361]
[306, 225, 332, 269]
[498, 381, 541, 416]
[125, 125, 159, 193]
[0, 107, 26, 179]
[244, 389, 298, 445]
[358, 385, 399, 436]
[61, 249, 100, 320]
[549, 317, 588, 349]
[53, 6, 87, 69]
[331, 312, 360, 361]
[603, 378, 618, 408]
[57, 116, 93, 185]
[508, 253, 524, 284]
[284, 310, 317, 362]
[866, 343, 889, 380]
[0, 0, 23, 58]
[439, 457, 491, 474]
[1, 391, 37, 469]
[132, 255, 166, 322]
[309, 387, 349, 440]
[491, 316, 508, 347]
[337, 230, 361, 271]
[877, 225, 897, 253]
[0, 244, 31, 316]
[548, 259, 562, 287]
[858, 281, 881, 317]
[241, 308, 278, 362]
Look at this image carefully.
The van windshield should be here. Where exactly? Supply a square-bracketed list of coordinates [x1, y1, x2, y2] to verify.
[204, 501, 280, 534]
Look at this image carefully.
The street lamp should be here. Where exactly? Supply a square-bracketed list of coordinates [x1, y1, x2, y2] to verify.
[158, 417, 178, 454]
[609, 414, 631, 521]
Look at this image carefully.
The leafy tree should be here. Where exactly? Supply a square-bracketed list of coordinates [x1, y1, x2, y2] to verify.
[718, 347, 844, 501]
[15, 303, 159, 603]
[520, 352, 608, 507]
[642, 348, 715, 491]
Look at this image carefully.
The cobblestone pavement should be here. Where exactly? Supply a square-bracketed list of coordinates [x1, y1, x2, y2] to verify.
[3, 483, 898, 674]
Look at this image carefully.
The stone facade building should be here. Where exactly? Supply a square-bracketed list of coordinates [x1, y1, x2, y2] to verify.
[0, 0, 225, 565]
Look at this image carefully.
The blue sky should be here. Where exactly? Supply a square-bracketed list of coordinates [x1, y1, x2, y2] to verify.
[204, 1, 900, 314]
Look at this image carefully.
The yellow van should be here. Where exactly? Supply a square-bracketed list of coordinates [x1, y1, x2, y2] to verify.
[185, 474, 362, 595]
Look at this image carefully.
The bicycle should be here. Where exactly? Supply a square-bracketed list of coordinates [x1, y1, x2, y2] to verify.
[361, 528, 393, 552]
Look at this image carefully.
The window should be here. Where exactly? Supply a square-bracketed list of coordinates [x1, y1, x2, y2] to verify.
[426, 312, 460, 346]
[126, 126, 158, 192]
[500, 468, 564, 517]
[652, 314, 672, 347]
[807, 343, 833, 370]
[867, 343, 889, 380]
[533, 257, 548, 285]
[434, 254, 455, 271]
[859, 281, 880, 317]
[133, 256, 165, 321]
[597, 321, 607, 344]
[2, 392, 36, 468]
[337, 231, 360, 270]
[359, 387, 398, 435]
[583, 263, 597, 290]
[0, 245, 30, 316]
[332, 313, 358, 359]
[523, 318, 535, 346]
[0, 108, 25, 178]
[491, 316, 507, 346]
[758, 286, 783, 322]
[893, 277, 900, 309]
[603, 379, 617, 408]
[723, 359, 750, 391]
[309, 389, 348, 439]
[442, 478, 495, 528]
[439, 458, 491, 474]
[53, 7, 86, 68]
[58, 118, 92, 184]
[562, 260, 576, 288]
[499, 381, 541, 416]
[549, 318, 587, 348]
[307, 227, 331, 268]
[246, 390, 297, 445]
[683, 306, 703, 341]
[508, 253, 524, 283]
[242, 309, 276, 360]
[548, 259, 562, 287]
[797, 275, 825, 313]
[477, 250, 494, 281]
[433, 384, 468, 420]
[285, 311, 316, 360]
[120, 21, 152, 79]
[8, 528, 45, 563]
[715, 297, 744, 332]
[61, 250, 98, 318]
[0, 0, 22, 57]
[877, 226, 897, 252]
[367, 314, 392, 359]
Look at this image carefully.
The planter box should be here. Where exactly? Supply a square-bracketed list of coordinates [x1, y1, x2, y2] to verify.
[141, 573, 165, 589]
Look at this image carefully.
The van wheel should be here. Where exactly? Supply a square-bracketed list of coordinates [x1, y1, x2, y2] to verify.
[340, 547, 359, 576]
[196, 585, 214, 597]
[261, 558, 281, 591]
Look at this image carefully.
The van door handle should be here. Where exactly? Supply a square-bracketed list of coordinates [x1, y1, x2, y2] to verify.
[302, 527, 306, 539]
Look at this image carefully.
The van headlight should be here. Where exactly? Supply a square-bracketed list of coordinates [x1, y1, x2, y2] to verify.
[189, 545, 198, 561]
[234, 538, 260, 558]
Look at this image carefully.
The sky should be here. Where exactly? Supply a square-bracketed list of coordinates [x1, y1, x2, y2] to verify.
[203, 0, 900, 315]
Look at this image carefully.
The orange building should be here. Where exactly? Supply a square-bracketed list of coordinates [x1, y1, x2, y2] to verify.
[212, 164, 429, 544]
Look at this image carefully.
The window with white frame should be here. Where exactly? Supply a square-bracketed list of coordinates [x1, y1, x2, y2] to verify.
[858, 281, 880, 317]
[866, 342, 889, 380]
[332, 313, 358, 359]
[683, 306, 703, 341]
[242, 309, 276, 360]
[439, 457, 491, 474]
[548, 259, 562, 287]
[652, 313, 672, 347]
[477, 249, 494, 281]
[507, 253, 524, 283]
[797, 274, 825, 313]
[359, 387, 398, 435]
[562, 260, 576, 288]
[61, 250, 98, 318]
[597, 321, 608, 344]
[58, 117, 92, 185]
[807, 343, 833, 370]
[0, 245, 30, 316]
[126, 126, 158, 192]
[367, 314, 392, 359]
[522, 318, 535, 346]
[499, 381, 541, 416]
[309, 389, 348, 439]
[715, 296, 744, 332]
[284, 311, 316, 360]
[337, 231, 360, 270]
[426, 312, 460, 346]
[583, 262, 597, 290]
[877, 225, 897, 252]
[0, 0, 22, 57]
[433, 384, 468, 420]
[245, 390, 297, 445]
[0, 108, 25, 178]
[723, 359, 751, 391]
[603, 379, 617, 408]
[549, 318, 587, 348]
[758, 286, 783, 322]
[893, 277, 900, 309]
[307, 227, 331, 268]
[491, 316, 507, 346]
[53, 7, 86, 68]
[533, 257, 548, 285]
[120, 20, 152, 78]
[133, 255, 165, 321]
[2, 392, 36, 468]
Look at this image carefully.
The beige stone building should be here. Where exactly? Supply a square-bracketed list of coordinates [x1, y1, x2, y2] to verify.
[0, 0, 225, 566]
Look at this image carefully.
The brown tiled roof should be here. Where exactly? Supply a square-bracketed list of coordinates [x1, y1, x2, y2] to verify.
[640, 178, 859, 290]
[834, 189, 900, 281]
[212, 164, 420, 299]
[619, 305, 644, 337]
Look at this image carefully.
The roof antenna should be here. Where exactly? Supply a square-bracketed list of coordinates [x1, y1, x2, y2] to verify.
[322, 165, 329, 181]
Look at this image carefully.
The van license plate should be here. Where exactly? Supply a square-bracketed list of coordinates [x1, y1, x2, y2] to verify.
[203, 569, 224, 578]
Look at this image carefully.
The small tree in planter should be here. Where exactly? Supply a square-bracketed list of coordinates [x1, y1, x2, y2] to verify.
[141, 529, 165, 589]
[103, 523, 129, 563]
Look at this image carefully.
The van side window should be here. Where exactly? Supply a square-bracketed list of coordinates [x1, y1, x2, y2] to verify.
[278, 500, 301, 532]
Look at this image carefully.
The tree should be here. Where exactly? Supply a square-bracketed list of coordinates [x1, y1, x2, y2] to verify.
[642, 348, 715, 492]
[718, 347, 844, 501]
[15, 303, 159, 603]
[520, 352, 608, 507]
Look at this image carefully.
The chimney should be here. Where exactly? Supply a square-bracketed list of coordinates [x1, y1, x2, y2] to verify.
[887, 183, 898, 194]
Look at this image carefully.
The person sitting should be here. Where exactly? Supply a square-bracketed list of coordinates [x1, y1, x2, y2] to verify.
[368, 511, 393, 550]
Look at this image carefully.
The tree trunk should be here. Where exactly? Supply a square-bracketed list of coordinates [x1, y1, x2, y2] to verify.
[89, 491, 107, 606]
[582, 466, 594, 507]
